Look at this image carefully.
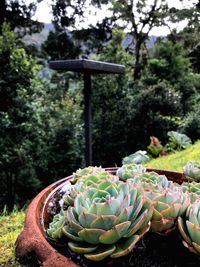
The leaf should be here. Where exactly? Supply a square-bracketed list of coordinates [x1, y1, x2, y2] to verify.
[84, 245, 116, 261]
[68, 242, 98, 254]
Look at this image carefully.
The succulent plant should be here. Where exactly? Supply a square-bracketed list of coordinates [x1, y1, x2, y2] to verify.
[122, 150, 150, 165]
[166, 131, 191, 152]
[61, 181, 153, 261]
[178, 200, 200, 254]
[145, 186, 190, 234]
[47, 209, 66, 239]
[130, 171, 174, 191]
[183, 161, 200, 182]
[117, 163, 146, 181]
[181, 181, 200, 203]
[63, 171, 118, 206]
[72, 166, 108, 183]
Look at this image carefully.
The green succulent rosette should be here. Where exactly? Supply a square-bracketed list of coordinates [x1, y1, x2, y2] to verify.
[61, 181, 153, 261]
[178, 200, 200, 254]
[63, 171, 118, 206]
[130, 171, 174, 192]
[72, 166, 109, 182]
[117, 163, 146, 181]
[182, 181, 200, 203]
[47, 209, 66, 239]
[183, 161, 200, 182]
[145, 186, 190, 234]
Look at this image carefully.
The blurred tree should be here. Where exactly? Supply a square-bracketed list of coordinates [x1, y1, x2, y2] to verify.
[51, 0, 109, 30]
[42, 29, 81, 60]
[110, 0, 169, 80]
[0, 23, 47, 210]
[0, 23, 83, 211]
[142, 40, 197, 114]
[49, 0, 112, 58]
[0, 0, 43, 35]
[167, 1, 200, 72]
[144, 40, 191, 85]
[128, 81, 183, 150]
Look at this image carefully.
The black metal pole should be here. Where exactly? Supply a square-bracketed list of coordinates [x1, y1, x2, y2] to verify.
[83, 72, 92, 166]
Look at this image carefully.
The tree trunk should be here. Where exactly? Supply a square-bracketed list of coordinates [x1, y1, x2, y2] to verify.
[134, 40, 142, 80]
[0, 0, 6, 32]
[6, 170, 14, 212]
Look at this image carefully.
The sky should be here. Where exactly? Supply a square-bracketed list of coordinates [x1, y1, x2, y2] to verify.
[33, 0, 196, 36]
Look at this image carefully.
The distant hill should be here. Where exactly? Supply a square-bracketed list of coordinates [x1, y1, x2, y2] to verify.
[23, 23, 163, 50]
[122, 34, 164, 50]
[23, 23, 54, 47]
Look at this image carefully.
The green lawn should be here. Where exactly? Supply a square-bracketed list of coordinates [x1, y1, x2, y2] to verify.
[145, 140, 200, 171]
[1, 140, 200, 266]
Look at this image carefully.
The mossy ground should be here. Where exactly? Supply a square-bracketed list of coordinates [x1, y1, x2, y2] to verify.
[0, 209, 25, 267]
[1, 140, 200, 266]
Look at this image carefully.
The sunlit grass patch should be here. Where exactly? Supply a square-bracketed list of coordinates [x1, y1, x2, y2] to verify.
[0, 208, 25, 267]
[145, 140, 200, 172]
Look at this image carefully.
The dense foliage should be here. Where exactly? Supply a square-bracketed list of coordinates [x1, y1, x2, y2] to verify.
[0, 24, 83, 211]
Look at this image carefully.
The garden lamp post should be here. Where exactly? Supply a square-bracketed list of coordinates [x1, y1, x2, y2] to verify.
[49, 59, 125, 166]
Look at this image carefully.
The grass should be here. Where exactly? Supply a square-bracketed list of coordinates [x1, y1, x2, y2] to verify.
[0, 208, 25, 267]
[1, 140, 200, 266]
[145, 140, 200, 172]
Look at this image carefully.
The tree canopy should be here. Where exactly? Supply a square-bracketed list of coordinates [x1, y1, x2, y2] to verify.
[0, 0, 43, 35]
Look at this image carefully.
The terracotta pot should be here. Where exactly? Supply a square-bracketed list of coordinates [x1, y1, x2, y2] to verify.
[16, 168, 187, 267]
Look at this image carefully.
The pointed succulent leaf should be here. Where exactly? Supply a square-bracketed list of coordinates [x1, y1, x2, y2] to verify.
[154, 193, 175, 205]
[78, 212, 99, 228]
[92, 189, 109, 200]
[91, 215, 116, 230]
[97, 199, 120, 216]
[154, 201, 169, 213]
[78, 228, 106, 244]
[114, 206, 133, 225]
[186, 221, 200, 245]
[111, 235, 140, 258]
[84, 245, 116, 261]
[105, 184, 119, 198]
[69, 219, 84, 234]
[161, 203, 181, 219]
[193, 242, 200, 253]
[66, 207, 79, 224]
[130, 195, 144, 221]
[151, 217, 174, 233]
[189, 207, 200, 227]
[99, 221, 131, 244]
[62, 225, 83, 242]
[178, 217, 192, 245]
[68, 242, 98, 254]
[117, 194, 130, 212]
[124, 209, 148, 237]
[136, 222, 151, 236]
[63, 195, 74, 206]
[152, 206, 163, 221]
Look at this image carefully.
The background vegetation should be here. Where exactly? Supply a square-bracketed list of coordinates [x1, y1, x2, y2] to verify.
[0, 0, 200, 211]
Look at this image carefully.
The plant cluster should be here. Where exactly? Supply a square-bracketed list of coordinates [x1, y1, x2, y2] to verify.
[147, 131, 192, 159]
[183, 161, 200, 182]
[47, 164, 200, 262]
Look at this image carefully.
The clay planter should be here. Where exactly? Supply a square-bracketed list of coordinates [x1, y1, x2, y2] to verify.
[16, 168, 187, 267]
